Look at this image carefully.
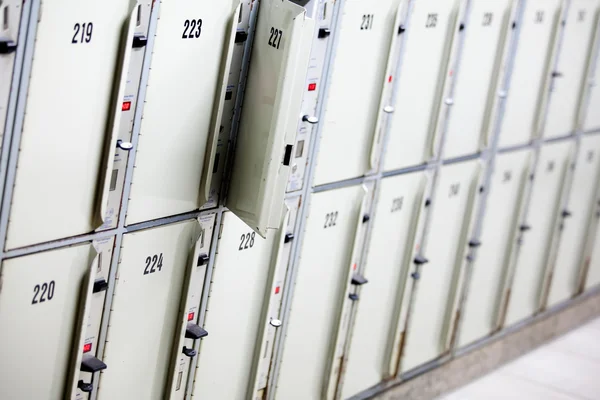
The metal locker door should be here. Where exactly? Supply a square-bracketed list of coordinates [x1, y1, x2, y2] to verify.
[441, 0, 513, 160]
[227, 0, 314, 237]
[384, 0, 462, 172]
[340, 171, 428, 398]
[0, 0, 23, 153]
[97, 219, 209, 400]
[275, 185, 367, 400]
[191, 205, 292, 399]
[548, 135, 600, 307]
[312, 0, 401, 186]
[583, 18, 600, 132]
[0, 243, 98, 399]
[125, 0, 241, 224]
[497, 0, 562, 149]
[459, 149, 531, 348]
[401, 159, 481, 372]
[586, 209, 600, 289]
[505, 140, 573, 326]
[5, 0, 138, 249]
[543, 0, 599, 139]
[99, 1, 152, 230]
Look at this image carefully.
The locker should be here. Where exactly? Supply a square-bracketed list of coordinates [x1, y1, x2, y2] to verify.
[192, 201, 296, 399]
[6, 0, 138, 249]
[76, 238, 115, 399]
[0, 243, 99, 399]
[504, 141, 573, 326]
[543, 0, 599, 139]
[0, 0, 23, 153]
[340, 171, 429, 398]
[459, 149, 531, 348]
[441, 0, 513, 160]
[99, 1, 152, 230]
[384, 0, 462, 172]
[547, 135, 600, 307]
[275, 184, 369, 399]
[227, 0, 314, 236]
[497, 0, 562, 149]
[312, 0, 401, 186]
[286, 0, 337, 193]
[583, 18, 600, 132]
[401, 159, 481, 372]
[126, 0, 241, 224]
[97, 217, 214, 400]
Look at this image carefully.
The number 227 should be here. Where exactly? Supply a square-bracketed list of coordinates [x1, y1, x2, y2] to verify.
[268, 27, 283, 49]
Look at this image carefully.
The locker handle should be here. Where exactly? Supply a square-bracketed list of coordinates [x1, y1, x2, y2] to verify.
[0, 40, 16, 54]
[235, 31, 248, 43]
[284, 232, 295, 243]
[318, 28, 331, 39]
[97, 5, 141, 226]
[199, 3, 241, 205]
[348, 293, 359, 301]
[77, 380, 93, 393]
[197, 253, 209, 266]
[413, 255, 429, 265]
[80, 356, 107, 373]
[351, 274, 368, 286]
[519, 224, 531, 232]
[185, 323, 208, 340]
[468, 239, 482, 248]
[182, 346, 197, 358]
[116, 140, 133, 151]
[551, 71, 563, 78]
[302, 115, 319, 124]
[562, 210, 572, 218]
[92, 278, 109, 293]
[132, 34, 147, 48]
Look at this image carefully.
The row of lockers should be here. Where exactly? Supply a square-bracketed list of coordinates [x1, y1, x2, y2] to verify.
[1, 135, 600, 399]
[1, 0, 600, 399]
[1, 0, 600, 250]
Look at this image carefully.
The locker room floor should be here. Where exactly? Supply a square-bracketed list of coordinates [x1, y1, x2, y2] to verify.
[437, 317, 600, 400]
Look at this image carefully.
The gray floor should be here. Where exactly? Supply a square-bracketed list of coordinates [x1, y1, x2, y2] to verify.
[438, 317, 600, 400]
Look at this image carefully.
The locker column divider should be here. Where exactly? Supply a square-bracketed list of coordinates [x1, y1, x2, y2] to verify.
[449, 0, 526, 356]
[396, 0, 473, 380]
[497, 0, 573, 329]
[0, 0, 31, 225]
[267, 0, 345, 398]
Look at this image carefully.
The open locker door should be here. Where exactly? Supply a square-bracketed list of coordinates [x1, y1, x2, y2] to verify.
[504, 141, 574, 326]
[5, 0, 137, 249]
[125, 0, 241, 224]
[312, 0, 402, 186]
[0, 0, 23, 154]
[97, 219, 211, 400]
[401, 159, 481, 372]
[227, 0, 314, 237]
[497, 0, 563, 148]
[0, 243, 98, 398]
[274, 185, 367, 400]
[548, 135, 600, 307]
[459, 149, 532, 348]
[440, 0, 514, 160]
[543, 0, 599, 139]
[340, 171, 428, 398]
[384, 0, 462, 172]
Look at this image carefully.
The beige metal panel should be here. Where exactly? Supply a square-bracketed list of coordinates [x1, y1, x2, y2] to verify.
[402, 159, 481, 372]
[312, 0, 401, 185]
[227, 0, 314, 236]
[384, 0, 461, 171]
[586, 211, 600, 289]
[497, 0, 563, 148]
[459, 149, 531, 348]
[191, 211, 282, 399]
[126, 0, 240, 224]
[341, 171, 427, 398]
[548, 135, 600, 306]
[442, 0, 513, 159]
[98, 220, 202, 400]
[544, 0, 599, 139]
[0, 0, 22, 150]
[275, 185, 366, 400]
[0, 243, 96, 399]
[505, 141, 574, 326]
[583, 18, 600, 131]
[6, 0, 135, 249]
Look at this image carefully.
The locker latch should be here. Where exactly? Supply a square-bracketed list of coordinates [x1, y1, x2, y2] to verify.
[269, 319, 282, 328]
[77, 380, 94, 393]
[284, 233, 295, 243]
[0, 40, 17, 54]
[413, 255, 429, 265]
[398, 25, 406, 35]
[185, 323, 208, 340]
[80, 356, 107, 373]
[197, 253, 209, 266]
[519, 224, 531, 232]
[318, 28, 331, 39]
[351, 274, 368, 286]
[235, 31, 249, 44]
[92, 278, 109, 294]
[182, 346, 197, 358]
[561, 210, 572, 218]
[468, 239, 482, 248]
[302, 115, 319, 124]
[117, 140, 134, 151]
[132, 35, 148, 48]
[362, 214, 370, 223]
[348, 293, 359, 301]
